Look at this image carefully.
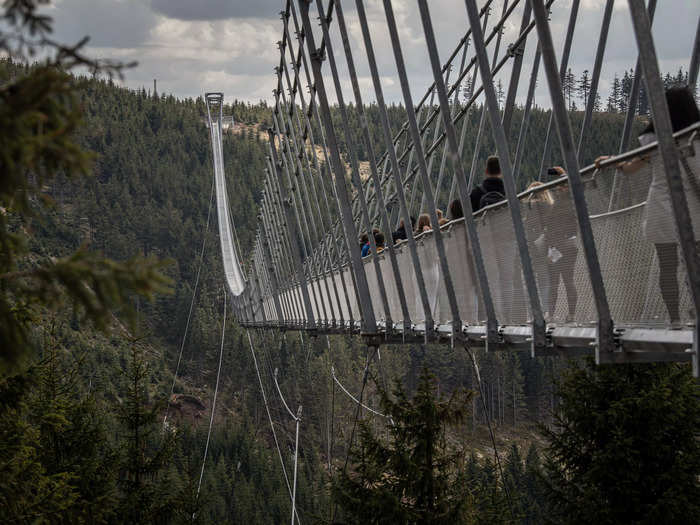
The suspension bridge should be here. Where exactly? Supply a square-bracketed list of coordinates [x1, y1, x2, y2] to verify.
[204, 0, 700, 375]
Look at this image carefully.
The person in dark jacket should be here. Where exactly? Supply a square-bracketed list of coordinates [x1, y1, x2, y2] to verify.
[470, 155, 505, 212]
[392, 216, 416, 243]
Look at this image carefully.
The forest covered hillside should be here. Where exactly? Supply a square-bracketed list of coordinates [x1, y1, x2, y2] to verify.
[2, 51, 698, 525]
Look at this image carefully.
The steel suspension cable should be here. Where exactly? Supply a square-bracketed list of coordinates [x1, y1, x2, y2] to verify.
[273, 369, 302, 525]
[332, 345, 377, 522]
[246, 329, 302, 524]
[196, 288, 227, 499]
[163, 178, 215, 429]
[463, 344, 516, 522]
[331, 366, 390, 420]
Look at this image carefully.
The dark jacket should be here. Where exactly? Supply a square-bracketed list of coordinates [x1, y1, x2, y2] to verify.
[392, 225, 407, 243]
[470, 177, 506, 213]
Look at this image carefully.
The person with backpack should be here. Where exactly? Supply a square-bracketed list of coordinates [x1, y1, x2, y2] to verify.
[470, 155, 506, 213]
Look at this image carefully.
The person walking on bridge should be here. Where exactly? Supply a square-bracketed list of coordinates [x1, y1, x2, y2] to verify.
[598, 86, 700, 324]
[470, 155, 506, 213]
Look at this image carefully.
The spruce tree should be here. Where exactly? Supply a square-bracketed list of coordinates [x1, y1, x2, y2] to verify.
[0, 1, 170, 372]
[578, 69, 591, 109]
[607, 75, 621, 112]
[333, 368, 474, 524]
[117, 341, 176, 524]
[543, 361, 700, 524]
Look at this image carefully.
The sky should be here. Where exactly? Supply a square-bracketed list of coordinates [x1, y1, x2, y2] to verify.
[47, 0, 699, 107]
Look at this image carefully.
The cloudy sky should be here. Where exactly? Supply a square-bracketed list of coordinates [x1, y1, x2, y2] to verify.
[48, 0, 699, 107]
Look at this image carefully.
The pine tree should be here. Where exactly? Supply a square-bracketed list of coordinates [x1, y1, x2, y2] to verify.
[497, 79, 505, 109]
[333, 368, 474, 524]
[543, 361, 700, 524]
[577, 69, 591, 109]
[619, 69, 633, 113]
[0, 1, 171, 372]
[522, 445, 547, 524]
[0, 371, 78, 522]
[117, 341, 176, 523]
[563, 68, 577, 111]
[607, 74, 621, 113]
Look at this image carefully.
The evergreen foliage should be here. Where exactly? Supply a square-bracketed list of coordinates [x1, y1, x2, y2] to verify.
[333, 368, 474, 524]
[543, 361, 700, 524]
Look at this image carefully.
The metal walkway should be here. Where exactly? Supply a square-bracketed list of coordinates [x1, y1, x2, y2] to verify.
[205, 0, 700, 375]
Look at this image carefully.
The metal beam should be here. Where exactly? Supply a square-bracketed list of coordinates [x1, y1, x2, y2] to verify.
[531, 0, 615, 360]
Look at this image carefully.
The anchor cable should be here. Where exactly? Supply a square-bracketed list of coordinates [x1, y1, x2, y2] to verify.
[164, 178, 215, 428]
[246, 329, 302, 524]
[196, 288, 227, 498]
[464, 344, 516, 522]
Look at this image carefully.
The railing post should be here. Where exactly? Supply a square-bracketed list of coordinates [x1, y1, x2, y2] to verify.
[260, 223, 285, 323]
[537, 0, 581, 180]
[381, 0, 465, 336]
[619, 0, 658, 155]
[513, 45, 541, 182]
[502, 1, 532, 137]
[265, 160, 306, 324]
[353, 0, 437, 336]
[466, 1, 505, 190]
[531, 0, 615, 359]
[576, 0, 615, 162]
[689, 15, 700, 90]
[288, 0, 359, 330]
[314, 0, 393, 330]
[325, 0, 415, 332]
[280, 13, 341, 326]
[264, 177, 298, 324]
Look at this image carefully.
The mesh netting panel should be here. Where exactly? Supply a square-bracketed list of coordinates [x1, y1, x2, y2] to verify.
[441, 222, 481, 324]
[591, 139, 700, 326]
[377, 253, 403, 324]
[275, 130, 699, 331]
[362, 258, 385, 322]
[475, 204, 529, 324]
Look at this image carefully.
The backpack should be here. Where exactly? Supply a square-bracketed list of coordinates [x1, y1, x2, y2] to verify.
[479, 189, 505, 208]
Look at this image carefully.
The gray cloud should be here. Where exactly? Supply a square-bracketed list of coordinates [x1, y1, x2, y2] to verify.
[52, 0, 156, 48]
[149, 0, 285, 21]
[43, 0, 699, 106]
